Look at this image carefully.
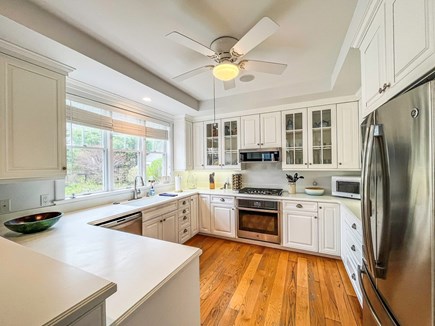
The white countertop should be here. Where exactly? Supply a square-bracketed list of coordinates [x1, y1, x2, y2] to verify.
[0, 194, 201, 325]
[0, 188, 360, 325]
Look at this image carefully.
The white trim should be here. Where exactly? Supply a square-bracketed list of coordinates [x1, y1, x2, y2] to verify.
[0, 38, 75, 75]
[351, 0, 383, 48]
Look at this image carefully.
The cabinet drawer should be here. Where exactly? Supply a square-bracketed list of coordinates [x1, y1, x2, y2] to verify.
[178, 213, 191, 228]
[211, 195, 234, 205]
[178, 207, 190, 216]
[343, 211, 362, 238]
[343, 249, 362, 303]
[178, 198, 190, 209]
[179, 226, 191, 243]
[282, 200, 318, 212]
[344, 227, 362, 264]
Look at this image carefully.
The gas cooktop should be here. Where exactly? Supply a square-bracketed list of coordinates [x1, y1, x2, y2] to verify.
[238, 187, 283, 196]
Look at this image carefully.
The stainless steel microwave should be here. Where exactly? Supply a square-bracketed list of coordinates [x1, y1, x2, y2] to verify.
[331, 176, 361, 199]
[239, 148, 280, 163]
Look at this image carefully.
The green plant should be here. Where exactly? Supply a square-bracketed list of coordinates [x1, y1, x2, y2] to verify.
[286, 173, 304, 183]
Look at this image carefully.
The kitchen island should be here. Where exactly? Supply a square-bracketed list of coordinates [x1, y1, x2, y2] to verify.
[0, 197, 202, 325]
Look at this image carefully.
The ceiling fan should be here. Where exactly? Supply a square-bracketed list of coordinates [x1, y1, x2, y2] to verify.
[166, 17, 287, 90]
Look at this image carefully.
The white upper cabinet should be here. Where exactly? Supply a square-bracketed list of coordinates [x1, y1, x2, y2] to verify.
[0, 54, 67, 180]
[204, 120, 221, 169]
[240, 112, 281, 149]
[282, 109, 308, 169]
[358, 0, 435, 116]
[221, 117, 240, 169]
[173, 118, 193, 171]
[193, 122, 204, 170]
[336, 102, 360, 169]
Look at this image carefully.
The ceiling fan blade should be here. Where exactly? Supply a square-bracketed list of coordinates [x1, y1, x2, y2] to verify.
[166, 32, 216, 57]
[240, 60, 287, 75]
[223, 79, 236, 90]
[173, 65, 213, 82]
[231, 17, 279, 58]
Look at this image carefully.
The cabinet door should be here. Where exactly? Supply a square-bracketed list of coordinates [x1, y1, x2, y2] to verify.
[240, 115, 260, 149]
[318, 203, 340, 256]
[336, 102, 360, 169]
[199, 194, 211, 234]
[387, 0, 435, 87]
[0, 55, 66, 179]
[193, 122, 204, 169]
[308, 105, 337, 169]
[282, 109, 308, 169]
[173, 119, 193, 171]
[282, 211, 318, 252]
[142, 218, 161, 239]
[260, 112, 281, 148]
[204, 121, 220, 168]
[162, 212, 178, 243]
[360, 2, 387, 114]
[185, 121, 193, 170]
[221, 117, 240, 169]
[211, 204, 235, 238]
[190, 195, 199, 235]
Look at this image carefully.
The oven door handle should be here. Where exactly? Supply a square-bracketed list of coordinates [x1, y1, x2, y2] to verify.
[237, 207, 279, 214]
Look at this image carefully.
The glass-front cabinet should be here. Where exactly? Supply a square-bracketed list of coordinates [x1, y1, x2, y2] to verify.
[205, 121, 220, 168]
[203, 118, 240, 169]
[282, 109, 307, 169]
[308, 105, 336, 169]
[282, 105, 337, 170]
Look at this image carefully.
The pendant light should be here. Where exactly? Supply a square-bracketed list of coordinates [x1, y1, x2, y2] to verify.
[212, 61, 239, 81]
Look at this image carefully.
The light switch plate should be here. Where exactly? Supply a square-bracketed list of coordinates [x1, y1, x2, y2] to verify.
[40, 194, 49, 207]
[0, 199, 11, 214]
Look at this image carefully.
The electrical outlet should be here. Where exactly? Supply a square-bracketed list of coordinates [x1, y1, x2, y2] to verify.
[40, 194, 49, 207]
[0, 199, 11, 214]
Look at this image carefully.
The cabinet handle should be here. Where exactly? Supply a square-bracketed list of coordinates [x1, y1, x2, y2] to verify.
[183, 216, 187, 221]
[351, 245, 356, 251]
[182, 200, 186, 205]
[62, 167, 67, 170]
[352, 223, 357, 230]
[296, 203, 303, 208]
[351, 273, 356, 281]
[184, 229, 188, 233]
[220, 198, 225, 202]
[232, 208, 235, 211]
[183, 209, 187, 214]
[257, 143, 260, 146]
[378, 87, 384, 94]
[201, 164, 204, 167]
[319, 206, 322, 209]
[309, 163, 312, 165]
[339, 162, 342, 165]
[261, 143, 264, 145]
[378, 82, 391, 94]
[314, 216, 317, 219]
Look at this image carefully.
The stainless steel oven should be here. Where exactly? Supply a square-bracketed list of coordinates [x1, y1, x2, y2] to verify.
[237, 198, 280, 244]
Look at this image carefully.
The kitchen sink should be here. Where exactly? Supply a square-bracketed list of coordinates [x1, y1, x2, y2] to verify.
[120, 196, 168, 207]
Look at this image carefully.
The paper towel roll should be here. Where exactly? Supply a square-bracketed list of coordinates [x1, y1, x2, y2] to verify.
[175, 176, 182, 192]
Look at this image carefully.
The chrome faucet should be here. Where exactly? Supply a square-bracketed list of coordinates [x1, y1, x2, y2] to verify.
[134, 176, 145, 199]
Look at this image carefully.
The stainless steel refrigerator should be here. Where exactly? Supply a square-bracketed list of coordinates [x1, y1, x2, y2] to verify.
[360, 80, 433, 325]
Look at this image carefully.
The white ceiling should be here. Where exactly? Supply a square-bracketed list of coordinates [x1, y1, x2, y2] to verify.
[0, 0, 361, 116]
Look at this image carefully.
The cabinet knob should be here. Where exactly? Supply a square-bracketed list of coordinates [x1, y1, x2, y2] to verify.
[314, 216, 317, 219]
[319, 206, 322, 209]
[309, 163, 312, 165]
[296, 203, 303, 208]
[184, 229, 188, 233]
[62, 167, 67, 170]
[351, 245, 356, 252]
[201, 164, 204, 167]
[261, 143, 264, 145]
[339, 162, 342, 165]
[257, 143, 260, 146]
[183, 209, 187, 213]
[220, 198, 225, 202]
[351, 273, 356, 281]
[351, 223, 357, 230]
[183, 216, 187, 220]
[182, 200, 186, 205]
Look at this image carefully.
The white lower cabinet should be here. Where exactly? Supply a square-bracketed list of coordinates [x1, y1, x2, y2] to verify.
[210, 204, 236, 238]
[143, 212, 178, 243]
[318, 203, 340, 256]
[199, 194, 211, 234]
[282, 200, 340, 256]
[190, 195, 199, 235]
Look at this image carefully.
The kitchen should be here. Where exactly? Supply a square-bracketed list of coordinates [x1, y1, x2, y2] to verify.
[0, 0, 434, 325]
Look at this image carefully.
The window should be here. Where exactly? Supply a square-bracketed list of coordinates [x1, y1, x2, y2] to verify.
[66, 123, 106, 196]
[65, 98, 171, 198]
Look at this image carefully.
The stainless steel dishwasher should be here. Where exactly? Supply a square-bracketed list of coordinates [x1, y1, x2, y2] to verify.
[96, 212, 142, 235]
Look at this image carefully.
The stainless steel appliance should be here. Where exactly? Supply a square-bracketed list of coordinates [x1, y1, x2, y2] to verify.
[331, 176, 361, 199]
[96, 212, 142, 235]
[239, 148, 280, 163]
[238, 187, 283, 196]
[237, 197, 281, 244]
[360, 80, 433, 325]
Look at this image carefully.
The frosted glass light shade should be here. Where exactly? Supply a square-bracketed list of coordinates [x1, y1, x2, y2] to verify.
[212, 62, 239, 81]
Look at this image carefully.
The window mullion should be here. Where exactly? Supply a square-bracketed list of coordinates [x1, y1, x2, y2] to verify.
[106, 130, 112, 192]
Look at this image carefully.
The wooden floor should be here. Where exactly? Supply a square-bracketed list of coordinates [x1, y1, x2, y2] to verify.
[185, 235, 362, 326]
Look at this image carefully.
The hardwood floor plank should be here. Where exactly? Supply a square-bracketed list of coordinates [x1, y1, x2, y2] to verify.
[264, 251, 289, 326]
[187, 235, 362, 326]
[326, 260, 358, 326]
[228, 253, 263, 310]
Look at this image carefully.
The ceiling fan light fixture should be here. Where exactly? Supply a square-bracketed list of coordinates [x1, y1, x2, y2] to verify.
[212, 62, 239, 81]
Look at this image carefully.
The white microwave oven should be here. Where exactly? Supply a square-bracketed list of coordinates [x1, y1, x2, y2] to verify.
[331, 176, 361, 199]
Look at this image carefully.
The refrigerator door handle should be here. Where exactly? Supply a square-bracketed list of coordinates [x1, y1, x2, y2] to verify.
[362, 124, 377, 275]
[373, 125, 391, 279]
[358, 266, 382, 326]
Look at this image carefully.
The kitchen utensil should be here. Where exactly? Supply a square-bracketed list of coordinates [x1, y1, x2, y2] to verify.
[304, 187, 325, 196]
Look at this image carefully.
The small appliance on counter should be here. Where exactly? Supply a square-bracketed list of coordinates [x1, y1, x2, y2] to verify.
[331, 176, 361, 199]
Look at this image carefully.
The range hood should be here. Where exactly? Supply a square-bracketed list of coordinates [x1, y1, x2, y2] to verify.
[239, 148, 281, 163]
